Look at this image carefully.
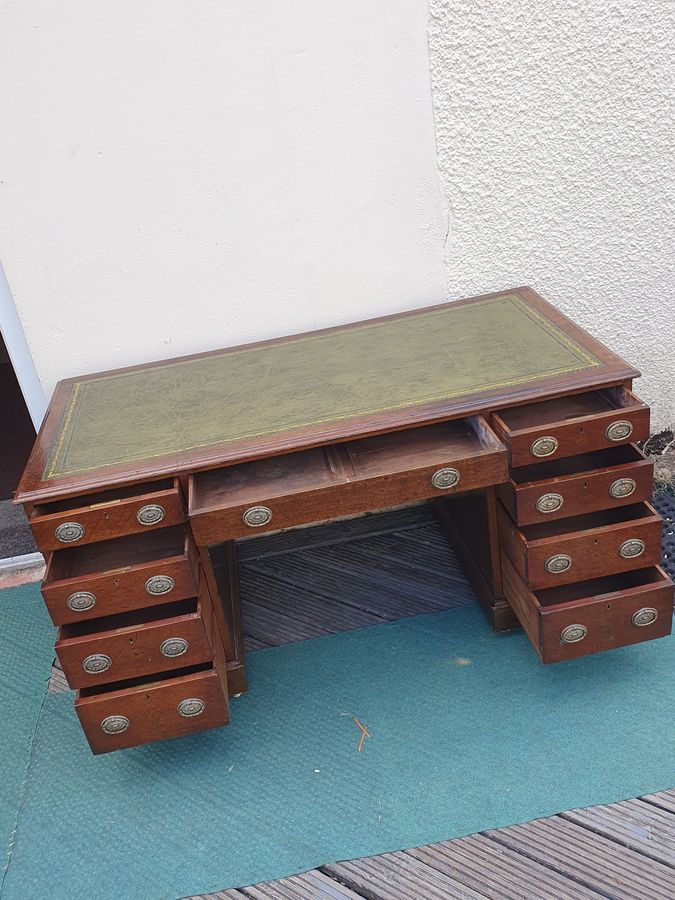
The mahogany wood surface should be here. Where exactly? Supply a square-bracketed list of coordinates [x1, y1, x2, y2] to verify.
[29, 477, 185, 550]
[189, 418, 507, 546]
[41, 527, 198, 625]
[498, 500, 664, 589]
[502, 554, 673, 663]
[15, 287, 638, 504]
[491, 387, 649, 468]
[75, 606, 229, 754]
[497, 444, 654, 526]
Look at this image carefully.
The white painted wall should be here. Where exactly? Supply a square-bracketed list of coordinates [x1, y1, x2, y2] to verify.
[429, 0, 675, 429]
[0, 2, 447, 410]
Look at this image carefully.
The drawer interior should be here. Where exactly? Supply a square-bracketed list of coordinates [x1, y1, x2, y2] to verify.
[191, 418, 502, 514]
[511, 445, 647, 485]
[78, 660, 214, 697]
[535, 566, 669, 608]
[496, 387, 640, 432]
[520, 501, 656, 541]
[46, 525, 188, 581]
[32, 478, 176, 516]
[58, 596, 198, 640]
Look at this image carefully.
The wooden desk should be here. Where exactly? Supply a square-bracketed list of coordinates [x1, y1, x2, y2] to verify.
[16, 287, 674, 753]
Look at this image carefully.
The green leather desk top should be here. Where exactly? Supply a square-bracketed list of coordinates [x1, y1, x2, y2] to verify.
[18, 288, 637, 500]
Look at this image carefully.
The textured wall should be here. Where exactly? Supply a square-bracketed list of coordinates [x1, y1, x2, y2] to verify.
[0, 1, 447, 403]
[429, 0, 675, 429]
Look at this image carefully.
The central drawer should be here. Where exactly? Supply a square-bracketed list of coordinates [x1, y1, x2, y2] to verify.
[189, 417, 507, 545]
[498, 501, 663, 589]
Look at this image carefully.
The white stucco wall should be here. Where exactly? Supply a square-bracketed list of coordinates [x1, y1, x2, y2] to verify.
[429, 0, 675, 429]
[0, 2, 447, 407]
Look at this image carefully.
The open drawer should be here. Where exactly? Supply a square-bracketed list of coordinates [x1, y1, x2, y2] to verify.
[496, 444, 654, 526]
[189, 417, 508, 545]
[56, 580, 214, 689]
[498, 500, 663, 589]
[75, 609, 229, 754]
[491, 387, 649, 468]
[29, 477, 185, 551]
[502, 554, 673, 663]
[42, 526, 198, 626]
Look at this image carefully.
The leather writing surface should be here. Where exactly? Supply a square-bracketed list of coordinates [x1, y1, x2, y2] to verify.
[45, 294, 599, 478]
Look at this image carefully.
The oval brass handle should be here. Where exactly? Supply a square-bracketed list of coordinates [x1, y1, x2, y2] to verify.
[536, 493, 563, 514]
[632, 607, 658, 627]
[530, 436, 558, 458]
[101, 715, 130, 734]
[137, 504, 166, 526]
[160, 637, 189, 658]
[177, 698, 205, 718]
[67, 591, 97, 612]
[243, 506, 273, 527]
[561, 624, 587, 644]
[609, 477, 636, 499]
[606, 420, 633, 441]
[431, 467, 460, 489]
[55, 521, 85, 543]
[619, 538, 645, 559]
[145, 575, 175, 596]
[545, 554, 572, 574]
[82, 653, 112, 675]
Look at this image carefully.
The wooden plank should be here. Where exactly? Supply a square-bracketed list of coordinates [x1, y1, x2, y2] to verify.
[642, 789, 675, 814]
[48, 662, 70, 693]
[238, 870, 365, 899]
[323, 852, 491, 900]
[488, 816, 675, 900]
[563, 800, 675, 867]
[407, 833, 605, 899]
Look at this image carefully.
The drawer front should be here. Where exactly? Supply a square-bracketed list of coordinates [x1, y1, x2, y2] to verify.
[492, 389, 649, 468]
[189, 418, 508, 545]
[42, 535, 198, 626]
[76, 613, 229, 754]
[56, 588, 214, 689]
[498, 452, 654, 526]
[498, 502, 663, 589]
[30, 479, 185, 552]
[502, 554, 673, 664]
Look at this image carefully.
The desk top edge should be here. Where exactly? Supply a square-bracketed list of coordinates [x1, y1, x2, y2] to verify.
[16, 286, 639, 503]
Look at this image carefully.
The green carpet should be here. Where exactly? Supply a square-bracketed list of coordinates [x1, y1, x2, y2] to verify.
[3, 604, 675, 900]
[0, 583, 55, 882]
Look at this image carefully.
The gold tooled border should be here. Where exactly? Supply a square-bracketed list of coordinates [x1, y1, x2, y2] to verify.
[45, 295, 600, 478]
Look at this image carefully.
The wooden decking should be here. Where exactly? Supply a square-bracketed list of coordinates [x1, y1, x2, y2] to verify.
[49, 495, 675, 900]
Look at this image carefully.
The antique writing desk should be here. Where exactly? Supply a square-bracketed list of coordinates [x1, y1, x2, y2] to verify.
[16, 287, 674, 753]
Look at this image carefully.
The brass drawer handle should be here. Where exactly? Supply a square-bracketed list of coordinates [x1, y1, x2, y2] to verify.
[82, 653, 112, 675]
[243, 506, 273, 527]
[431, 467, 460, 489]
[137, 504, 166, 526]
[536, 493, 563, 514]
[606, 420, 633, 441]
[530, 436, 558, 458]
[145, 575, 175, 596]
[101, 715, 130, 734]
[160, 637, 189, 658]
[177, 698, 205, 717]
[545, 553, 572, 574]
[561, 624, 587, 644]
[609, 477, 636, 499]
[55, 521, 85, 543]
[619, 538, 645, 559]
[633, 607, 658, 627]
[67, 591, 97, 612]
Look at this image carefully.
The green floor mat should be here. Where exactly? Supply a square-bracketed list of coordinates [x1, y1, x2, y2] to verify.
[3, 604, 675, 899]
[0, 582, 55, 882]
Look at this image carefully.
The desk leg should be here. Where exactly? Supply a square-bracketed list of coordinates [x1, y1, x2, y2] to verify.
[198, 539, 248, 696]
[434, 489, 519, 632]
